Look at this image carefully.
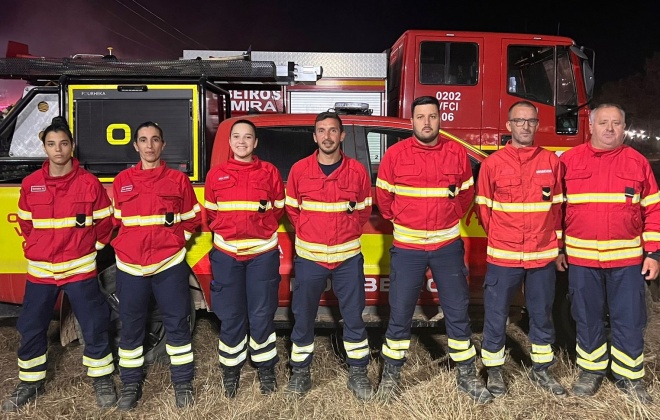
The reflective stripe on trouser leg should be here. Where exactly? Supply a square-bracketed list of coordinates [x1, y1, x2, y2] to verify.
[383, 246, 429, 367]
[210, 248, 249, 369]
[64, 277, 115, 377]
[606, 265, 646, 380]
[116, 267, 151, 384]
[245, 250, 281, 368]
[16, 281, 61, 382]
[289, 256, 330, 368]
[569, 265, 608, 374]
[332, 254, 368, 367]
[152, 262, 194, 384]
[429, 239, 475, 365]
[524, 263, 557, 370]
[481, 264, 525, 367]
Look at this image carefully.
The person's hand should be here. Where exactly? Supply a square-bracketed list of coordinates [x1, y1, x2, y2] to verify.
[642, 257, 659, 280]
[556, 254, 568, 271]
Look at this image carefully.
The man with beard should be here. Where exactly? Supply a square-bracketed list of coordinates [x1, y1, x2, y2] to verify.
[375, 96, 492, 403]
[284, 112, 374, 400]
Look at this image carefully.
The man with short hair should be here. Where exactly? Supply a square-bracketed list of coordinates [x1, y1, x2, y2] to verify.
[375, 96, 492, 403]
[284, 112, 374, 400]
[557, 103, 660, 403]
[475, 101, 566, 397]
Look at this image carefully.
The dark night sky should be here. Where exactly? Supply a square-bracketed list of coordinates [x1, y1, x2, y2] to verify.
[1, 0, 660, 106]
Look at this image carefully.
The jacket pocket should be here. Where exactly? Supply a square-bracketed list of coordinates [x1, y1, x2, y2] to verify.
[494, 177, 521, 202]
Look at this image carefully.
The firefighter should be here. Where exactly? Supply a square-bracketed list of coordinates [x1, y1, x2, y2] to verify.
[557, 103, 660, 403]
[475, 101, 566, 397]
[375, 96, 492, 403]
[284, 112, 374, 400]
[204, 120, 285, 397]
[111, 122, 201, 410]
[2, 117, 116, 412]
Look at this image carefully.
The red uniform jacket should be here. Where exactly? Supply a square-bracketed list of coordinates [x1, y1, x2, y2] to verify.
[285, 151, 372, 269]
[17, 159, 114, 284]
[112, 162, 201, 276]
[560, 143, 660, 268]
[475, 144, 563, 268]
[376, 137, 474, 251]
[204, 156, 285, 260]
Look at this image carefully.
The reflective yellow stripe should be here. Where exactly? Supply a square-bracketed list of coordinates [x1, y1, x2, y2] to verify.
[214, 232, 278, 256]
[565, 235, 641, 251]
[393, 222, 460, 245]
[171, 352, 194, 366]
[300, 198, 371, 213]
[552, 194, 564, 204]
[640, 192, 660, 207]
[28, 253, 97, 280]
[530, 352, 554, 364]
[95, 241, 106, 251]
[475, 196, 492, 207]
[120, 213, 182, 227]
[481, 348, 505, 366]
[87, 364, 115, 377]
[291, 343, 314, 363]
[219, 336, 247, 354]
[93, 205, 113, 219]
[116, 247, 186, 276]
[119, 357, 144, 368]
[216, 201, 273, 212]
[219, 349, 247, 367]
[166, 343, 192, 355]
[556, 230, 563, 240]
[19, 370, 46, 382]
[487, 246, 558, 261]
[273, 199, 285, 209]
[532, 344, 552, 354]
[181, 204, 201, 220]
[576, 343, 607, 361]
[566, 246, 643, 261]
[611, 361, 645, 380]
[382, 344, 407, 360]
[642, 232, 660, 242]
[576, 358, 608, 371]
[375, 182, 471, 198]
[251, 347, 278, 363]
[17, 207, 32, 220]
[285, 196, 299, 208]
[611, 347, 643, 368]
[204, 200, 218, 211]
[118, 346, 143, 359]
[83, 353, 113, 367]
[566, 193, 639, 204]
[114, 208, 122, 219]
[450, 346, 476, 362]
[249, 333, 277, 351]
[295, 237, 360, 263]
[492, 201, 553, 212]
[18, 354, 47, 369]
[448, 338, 471, 350]
[32, 216, 93, 229]
[344, 339, 369, 351]
[346, 347, 370, 359]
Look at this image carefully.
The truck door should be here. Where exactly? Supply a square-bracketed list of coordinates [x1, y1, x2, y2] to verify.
[500, 39, 584, 152]
[411, 33, 484, 148]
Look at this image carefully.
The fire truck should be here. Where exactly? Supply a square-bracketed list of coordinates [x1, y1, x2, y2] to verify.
[0, 28, 597, 360]
[185, 29, 596, 155]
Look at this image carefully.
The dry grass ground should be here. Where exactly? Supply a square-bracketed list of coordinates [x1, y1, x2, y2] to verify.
[1, 301, 659, 420]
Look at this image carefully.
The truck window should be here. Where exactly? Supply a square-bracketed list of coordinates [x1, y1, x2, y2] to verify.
[419, 42, 478, 86]
[506, 45, 554, 105]
[254, 126, 319, 182]
[363, 127, 410, 183]
[555, 46, 579, 134]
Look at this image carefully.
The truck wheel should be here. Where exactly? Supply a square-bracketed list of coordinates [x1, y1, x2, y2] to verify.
[97, 265, 196, 365]
[553, 277, 655, 352]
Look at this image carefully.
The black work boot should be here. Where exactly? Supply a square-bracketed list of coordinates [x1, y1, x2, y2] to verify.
[174, 381, 194, 408]
[117, 382, 142, 411]
[375, 362, 401, 402]
[347, 365, 374, 401]
[456, 364, 494, 404]
[1, 381, 45, 413]
[531, 369, 566, 396]
[93, 375, 117, 408]
[615, 379, 653, 404]
[486, 367, 507, 397]
[571, 370, 604, 397]
[285, 366, 312, 396]
[257, 367, 277, 395]
[222, 366, 241, 398]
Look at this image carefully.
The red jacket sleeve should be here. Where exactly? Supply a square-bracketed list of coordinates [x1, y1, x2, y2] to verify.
[91, 178, 114, 250]
[204, 168, 218, 227]
[17, 183, 33, 240]
[285, 164, 301, 229]
[180, 176, 202, 241]
[357, 164, 373, 227]
[456, 147, 475, 218]
[375, 149, 395, 221]
[271, 166, 285, 223]
[551, 156, 565, 250]
[641, 160, 660, 253]
[474, 159, 493, 233]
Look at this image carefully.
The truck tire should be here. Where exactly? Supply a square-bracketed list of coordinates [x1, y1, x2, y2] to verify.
[97, 265, 196, 365]
[553, 276, 655, 352]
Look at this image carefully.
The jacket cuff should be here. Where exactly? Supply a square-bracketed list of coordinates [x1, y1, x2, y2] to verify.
[646, 251, 660, 261]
